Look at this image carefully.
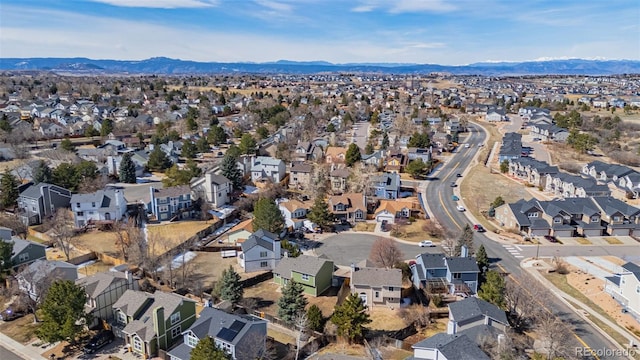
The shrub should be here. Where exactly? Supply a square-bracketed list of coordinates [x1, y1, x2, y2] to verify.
[430, 294, 443, 307]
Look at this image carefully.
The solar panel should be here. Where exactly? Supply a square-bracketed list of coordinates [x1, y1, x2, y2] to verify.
[217, 328, 238, 342]
[229, 320, 245, 333]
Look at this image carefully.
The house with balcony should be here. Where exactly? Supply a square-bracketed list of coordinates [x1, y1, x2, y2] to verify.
[17, 182, 72, 225]
[350, 264, 402, 309]
[238, 229, 282, 273]
[148, 185, 193, 221]
[273, 255, 334, 296]
[190, 171, 232, 209]
[167, 307, 267, 360]
[70, 189, 127, 228]
[328, 193, 366, 224]
[76, 271, 138, 327]
[112, 290, 197, 359]
[250, 156, 286, 184]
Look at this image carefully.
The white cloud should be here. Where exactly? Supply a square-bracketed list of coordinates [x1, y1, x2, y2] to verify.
[87, 0, 219, 9]
[389, 0, 457, 13]
[254, 0, 293, 12]
[351, 5, 376, 12]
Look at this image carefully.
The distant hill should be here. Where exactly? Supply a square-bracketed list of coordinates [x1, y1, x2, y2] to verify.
[0, 57, 638, 75]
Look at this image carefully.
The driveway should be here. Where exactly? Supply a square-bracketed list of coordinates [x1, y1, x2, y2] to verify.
[314, 233, 439, 266]
[352, 122, 370, 150]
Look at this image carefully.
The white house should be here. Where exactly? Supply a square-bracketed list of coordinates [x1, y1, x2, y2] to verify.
[278, 199, 308, 230]
[70, 189, 127, 228]
[238, 229, 281, 273]
[190, 171, 232, 209]
[250, 156, 286, 184]
[605, 262, 640, 318]
[18, 259, 78, 300]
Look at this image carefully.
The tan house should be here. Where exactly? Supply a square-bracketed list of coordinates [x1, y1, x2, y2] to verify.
[384, 150, 407, 173]
[330, 168, 350, 194]
[350, 265, 402, 309]
[325, 146, 347, 165]
[288, 162, 313, 191]
[226, 219, 254, 244]
[328, 193, 366, 224]
[373, 198, 422, 224]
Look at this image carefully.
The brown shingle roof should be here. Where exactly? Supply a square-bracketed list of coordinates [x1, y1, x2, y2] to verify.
[352, 267, 402, 287]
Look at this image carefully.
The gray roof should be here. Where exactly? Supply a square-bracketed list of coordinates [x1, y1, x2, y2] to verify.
[4, 237, 45, 260]
[622, 262, 640, 282]
[412, 333, 490, 360]
[458, 324, 504, 345]
[20, 259, 77, 284]
[290, 162, 313, 173]
[153, 185, 190, 198]
[448, 297, 508, 325]
[591, 197, 640, 217]
[19, 182, 70, 199]
[252, 156, 283, 171]
[70, 189, 125, 210]
[209, 173, 231, 185]
[417, 253, 446, 269]
[184, 307, 266, 345]
[76, 271, 129, 299]
[240, 229, 279, 253]
[445, 257, 479, 273]
[351, 267, 402, 288]
[273, 255, 333, 279]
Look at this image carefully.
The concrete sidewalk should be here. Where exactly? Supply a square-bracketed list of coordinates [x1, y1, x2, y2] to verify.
[0, 332, 47, 360]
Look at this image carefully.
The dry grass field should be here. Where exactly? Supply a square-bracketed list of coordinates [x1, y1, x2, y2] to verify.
[391, 219, 431, 242]
[367, 307, 409, 331]
[0, 315, 40, 343]
[72, 230, 119, 257]
[147, 221, 212, 253]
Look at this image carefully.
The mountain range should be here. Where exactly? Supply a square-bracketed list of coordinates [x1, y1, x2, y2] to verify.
[0, 57, 638, 76]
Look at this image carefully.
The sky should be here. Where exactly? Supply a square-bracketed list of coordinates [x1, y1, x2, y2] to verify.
[1, 0, 639, 65]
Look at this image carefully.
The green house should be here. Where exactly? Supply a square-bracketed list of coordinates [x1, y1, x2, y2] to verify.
[112, 290, 197, 358]
[273, 255, 334, 296]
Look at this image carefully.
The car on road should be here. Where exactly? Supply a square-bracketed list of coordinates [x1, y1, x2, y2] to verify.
[473, 224, 485, 232]
[0, 308, 28, 322]
[456, 205, 466, 212]
[452, 195, 459, 201]
[464, 143, 470, 148]
[544, 235, 558, 243]
[450, 182, 457, 187]
[456, 173, 462, 177]
[419, 240, 435, 247]
[83, 330, 115, 354]
[533, 137, 541, 141]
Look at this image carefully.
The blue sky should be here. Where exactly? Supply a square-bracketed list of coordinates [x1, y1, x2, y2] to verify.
[1, 0, 638, 64]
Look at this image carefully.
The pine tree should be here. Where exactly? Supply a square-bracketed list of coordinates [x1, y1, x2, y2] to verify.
[33, 160, 53, 184]
[208, 125, 228, 146]
[455, 224, 474, 256]
[277, 280, 308, 325]
[0, 171, 19, 209]
[181, 140, 197, 159]
[218, 266, 243, 304]
[239, 134, 257, 155]
[0, 240, 13, 280]
[478, 270, 506, 309]
[37, 280, 90, 343]
[148, 146, 171, 171]
[476, 245, 489, 274]
[220, 153, 243, 190]
[252, 197, 284, 234]
[190, 336, 231, 360]
[331, 293, 372, 344]
[100, 118, 114, 137]
[307, 196, 333, 231]
[307, 304, 325, 332]
[345, 143, 361, 166]
[381, 132, 389, 149]
[365, 142, 374, 155]
[119, 153, 137, 183]
[60, 138, 75, 152]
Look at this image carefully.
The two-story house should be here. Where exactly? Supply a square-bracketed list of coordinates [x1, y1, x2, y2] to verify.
[238, 229, 282, 273]
[384, 150, 407, 173]
[76, 271, 139, 327]
[70, 189, 127, 228]
[292, 141, 323, 162]
[411, 252, 480, 295]
[250, 156, 286, 184]
[605, 262, 640, 318]
[447, 297, 509, 335]
[369, 172, 400, 199]
[288, 162, 313, 191]
[190, 172, 232, 209]
[591, 196, 640, 236]
[350, 264, 402, 309]
[328, 193, 366, 224]
[407, 147, 432, 163]
[17, 259, 78, 300]
[148, 185, 193, 221]
[325, 147, 347, 165]
[112, 290, 197, 358]
[167, 307, 267, 360]
[273, 255, 334, 296]
[17, 182, 72, 225]
[373, 198, 421, 225]
[495, 198, 549, 236]
[278, 199, 309, 230]
[0, 232, 46, 270]
[329, 168, 350, 194]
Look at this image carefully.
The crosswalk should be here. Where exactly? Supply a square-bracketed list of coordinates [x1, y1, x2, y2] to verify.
[503, 244, 524, 258]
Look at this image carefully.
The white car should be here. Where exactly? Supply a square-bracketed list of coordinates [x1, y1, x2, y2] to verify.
[419, 240, 435, 247]
[456, 205, 466, 212]
[464, 143, 470, 148]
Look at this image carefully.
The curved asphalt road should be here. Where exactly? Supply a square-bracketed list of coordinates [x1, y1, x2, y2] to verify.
[422, 125, 623, 360]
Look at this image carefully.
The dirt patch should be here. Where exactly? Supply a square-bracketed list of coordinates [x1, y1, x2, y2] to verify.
[268, 327, 296, 346]
[391, 219, 430, 242]
[575, 238, 592, 245]
[72, 230, 119, 257]
[147, 221, 212, 254]
[0, 314, 40, 344]
[317, 342, 367, 357]
[46, 247, 88, 261]
[379, 347, 413, 360]
[78, 261, 113, 276]
[244, 281, 282, 316]
[603, 237, 623, 245]
[189, 252, 248, 287]
[367, 307, 408, 331]
[403, 317, 448, 347]
[353, 222, 376, 232]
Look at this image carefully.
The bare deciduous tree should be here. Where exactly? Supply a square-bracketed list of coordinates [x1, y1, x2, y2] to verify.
[0, 214, 28, 239]
[113, 219, 144, 262]
[46, 209, 77, 261]
[368, 237, 404, 269]
[16, 263, 61, 322]
[294, 312, 309, 360]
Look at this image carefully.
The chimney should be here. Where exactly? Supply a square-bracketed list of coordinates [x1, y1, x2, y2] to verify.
[460, 245, 469, 258]
[125, 270, 135, 289]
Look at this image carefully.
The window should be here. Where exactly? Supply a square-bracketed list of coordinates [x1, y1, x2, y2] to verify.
[375, 291, 380, 298]
[527, 212, 538, 218]
[260, 261, 268, 268]
[591, 216, 599, 222]
[18, 253, 29, 262]
[186, 333, 198, 348]
[117, 311, 127, 325]
[260, 251, 267, 258]
[613, 216, 622, 222]
[171, 326, 181, 339]
[553, 218, 561, 224]
[77, 211, 84, 217]
[301, 274, 309, 281]
[76, 203, 80, 208]
[133, 336, 143, 352]
[91, 202, 96, 207]
[453, 273, 461, 279]
[637, 286, 640, 294]
[355, 211, 363, 219]
[170, 312, 181, 325]
[388, 287, 394, 292]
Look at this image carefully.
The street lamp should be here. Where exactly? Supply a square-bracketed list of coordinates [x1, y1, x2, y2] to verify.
[535, 240, 540, 260]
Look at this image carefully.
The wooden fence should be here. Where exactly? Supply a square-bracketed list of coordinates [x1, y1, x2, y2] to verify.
[67, 252, 98, 265]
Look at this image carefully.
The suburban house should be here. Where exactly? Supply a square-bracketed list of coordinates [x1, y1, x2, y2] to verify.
[106, 155, 145, 178]
[530, 123, 569, 142]
[324, 146, 347, 165]
[278, 199, 309, 230]
[238, 229, 282, 273]
[148, 185, 193, 221]
[409, 333, 490, 360]
[112, 290, 197, 358]
[373, 198, 421, 224]
[485, 106, 506, 122]
[447, 297, 509, 335]
[362, 149, 386, 169]
[582, 160, 636, 184]
[167, 307, 267, 360]
[519, 106, 550, 121]
[273, 255, 334, 296]
[17, 259, 78, 300]
[76, 271, 139, 327]
[250, 156, 286, 184]
[617, 172, 640, 199]
[293, 141, 323, 162]
[498, 132, 523, 163]
[328, 193, 366, 224]
[411, 252, 480, 295]
[591, 196, 640, 236]
[544, 173, 609, 198]
[226, 219, 254, 244]
[288, 162, 313, 191]
[605, 262, 640, 318]
[0, 233, 46, 269]
[70, 189, 127, 228]
[190, 172, 232, 209]
[407, 147, 432, 163]
[369, 172, 400, 199]
[329, 167, 350, 194]
[384, 150, 407, 173]
[350, 264, 402, 309]
[508, 157, 559, 188]
[17, 182, 72, 225]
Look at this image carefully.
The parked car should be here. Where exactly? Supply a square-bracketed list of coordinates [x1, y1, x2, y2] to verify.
[473, 224, 485, 232]
[419, 240, 435, 247]
[83, 330, 115, 354]
[452, 195, 460, 201]
[450, 182, 457, 187]
[0, 308, 28, 322]
[544, 235, 558, 243]
[456, 205, 466, 212]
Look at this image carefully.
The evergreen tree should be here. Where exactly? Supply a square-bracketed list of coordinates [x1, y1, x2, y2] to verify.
[407, 131, 430, 148]
[307, 304, 325, 332]
[239, 134, 257, 155]
[490, 196, 505, 208]
[0, 171, 19, 208]
[186, 116, 198, 132]
[345, 143, 361, 166]
[181, 140, 197, 159]
[226, 144, 241, 159]
[478, 270, 506, 309]
[364, 142, 374, 155]
[33, 160, 53, 184]
[0, 240, 13, 280]
[52, 163, 80, 191]
[0, 114, 12, 133]
[218, 266, 243, 304]
[277, 280, 308, 325]
[220, 153, 243, 190]
[60, 138, 75, 152]
[196, 136, 210, 153]
[208, 125, 228, 146]
[476, 245, 490, 275]
[252, 197, 285, 234]
[37, 280, 90, 343]
[381, 132, 389, 149]
[326, 123, 336, 132]
[190, 336, 231, 360]
[455, 224, 474, 256]
[500, 160, 509, 173]
[119, 153, 137, 183]
[405, 159, 429, 179]
[331, 293, 372, 344]
[307, 196, 333, 231]
[148, 147, 172, 171]
[100, 118, 114, 137]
